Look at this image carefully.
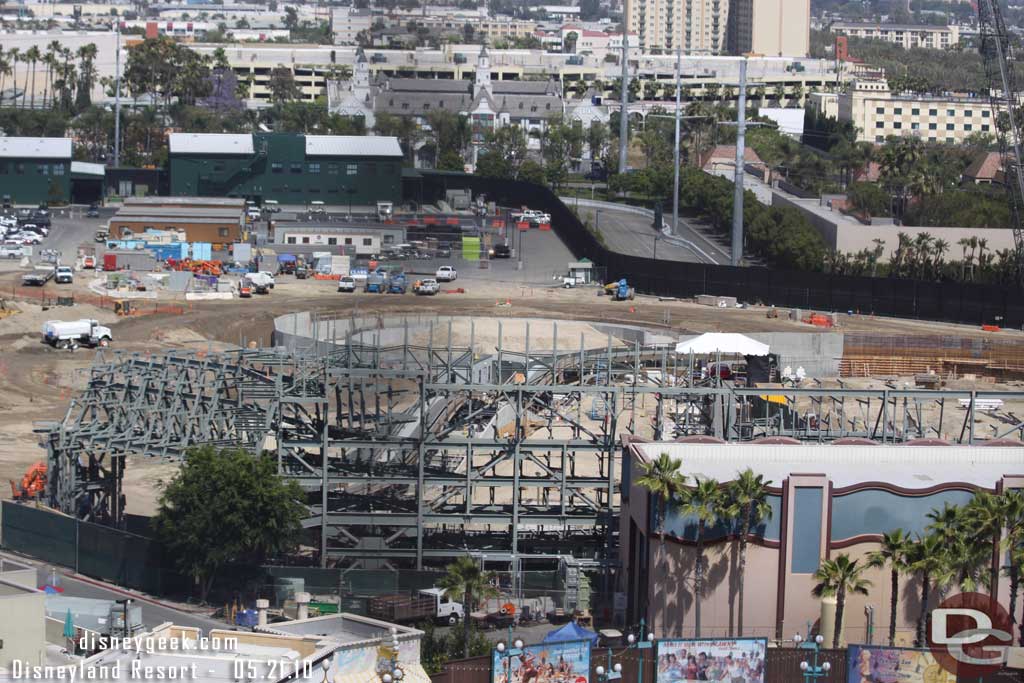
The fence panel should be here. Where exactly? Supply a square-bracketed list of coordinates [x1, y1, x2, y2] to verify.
[1, 500, 76, 569]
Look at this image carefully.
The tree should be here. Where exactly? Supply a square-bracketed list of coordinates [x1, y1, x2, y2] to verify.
[475, 125, 527, 179]
[812, 555, 871, 648]
[75, 43, 98, 110]
[267, 66, 300, 104]
[24, 45, 40, 110]
[910, 533, 947, 648]
[283, 5, 299, 30]
[436, 556, 498, 659]
[637, 452, 686, 609]
[867, 529, 914, 647]
[724, 469, 773, 638]
[153, 446, 305, 601]
[677, 478, 723, 638]
[1001, 490, 1024, 646]
[587, 121, 609, 164]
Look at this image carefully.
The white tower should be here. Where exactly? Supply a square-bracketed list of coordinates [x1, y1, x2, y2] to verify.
[474, 44, 492, 98]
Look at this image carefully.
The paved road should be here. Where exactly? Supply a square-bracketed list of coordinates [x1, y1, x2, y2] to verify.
[563, 197, 730, 265]
[2, 551, 227, 633]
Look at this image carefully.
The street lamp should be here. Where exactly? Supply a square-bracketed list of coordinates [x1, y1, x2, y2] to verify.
[494, 637, 525, 683]
[623, 621, 654, 683]
[377, 627, 405, 683]
[595, 662, 623, 682]
[794, 633, 831, 682]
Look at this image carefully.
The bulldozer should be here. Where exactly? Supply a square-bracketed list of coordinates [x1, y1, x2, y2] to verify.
[10, 462, 46, 500]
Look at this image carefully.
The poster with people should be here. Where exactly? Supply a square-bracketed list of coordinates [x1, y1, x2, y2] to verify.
[491, 639, 592, 683]
[655, 638, 767, 683]
[846, 645, 957, 683]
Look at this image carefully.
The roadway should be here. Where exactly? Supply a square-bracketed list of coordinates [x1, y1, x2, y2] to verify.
[562, 197, 731, 265]
[1, 550, 227, 633]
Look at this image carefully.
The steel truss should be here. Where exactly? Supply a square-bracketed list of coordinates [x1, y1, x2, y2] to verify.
[43, 319, 1024, 570]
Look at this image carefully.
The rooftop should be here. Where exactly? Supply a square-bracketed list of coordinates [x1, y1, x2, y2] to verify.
[168, 133, 255, 156]
[830, 21, 954, 31]
[304, 135, 403, 158]
[631, 442, 1024, 489]
[0, 137, 72, 159]
[125, 197, 247, 207]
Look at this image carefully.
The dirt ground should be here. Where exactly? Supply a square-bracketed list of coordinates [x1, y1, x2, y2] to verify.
[1, 270, 1021, 516]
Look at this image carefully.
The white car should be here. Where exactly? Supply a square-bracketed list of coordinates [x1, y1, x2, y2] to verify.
[519, 209, 551, 224]
[258, 271, 276, 288]
[14, 232, 41, 244]
[435, 266, 457, 282]
[337, 276, 356, 293]
[0, 245, 25, 258]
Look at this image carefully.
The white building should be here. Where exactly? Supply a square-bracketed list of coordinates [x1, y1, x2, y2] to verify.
[829, 21, 961, 50]
[331, 7, 373, 45]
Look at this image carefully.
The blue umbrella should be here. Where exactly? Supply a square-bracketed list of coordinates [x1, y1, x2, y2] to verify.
[63, 609, 75, 640]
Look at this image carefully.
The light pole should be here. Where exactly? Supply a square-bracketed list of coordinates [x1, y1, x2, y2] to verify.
[377, 627, 406, 683]
[652, 233, 660, 260]
[594, 661, 622, 682]
[794, 633, 832, 682]
[494, 636, 524, 683]
[624, 621, 654, 683]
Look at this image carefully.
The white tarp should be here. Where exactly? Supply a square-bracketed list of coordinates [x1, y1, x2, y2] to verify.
[675, 333, 770, 356]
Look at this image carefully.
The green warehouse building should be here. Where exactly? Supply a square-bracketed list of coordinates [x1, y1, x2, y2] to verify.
[168, 133, 403, 205]
[0, 137, 73, 205]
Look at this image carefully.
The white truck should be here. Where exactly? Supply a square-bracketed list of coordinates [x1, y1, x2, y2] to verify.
[377, 201, 394, 222]
[243, 271, 275, 294]
[367, 587, 464, 625]
[43, 319, 112, 349]
[55, 266, 73, 284]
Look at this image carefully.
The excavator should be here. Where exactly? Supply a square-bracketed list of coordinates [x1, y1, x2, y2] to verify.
[10, 462, 46, 500]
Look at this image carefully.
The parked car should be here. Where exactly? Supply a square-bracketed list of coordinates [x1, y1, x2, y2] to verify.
[435, 265, 457, 282]
[55, 266, 73, 284]
[0, 245, 26, 258]
[95, 230, 108, 243]
[86, 204, 100, 218]
[489, 243, 511, 258]
[518, 209, 551, 224]
[414, 278, 439, 295]
[337, 276, 356, 293]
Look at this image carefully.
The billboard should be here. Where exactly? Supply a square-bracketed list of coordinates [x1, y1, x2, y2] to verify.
[655, 638, 767, 683]
[846, 645, 956, 683]
[491, 639, 591, 683]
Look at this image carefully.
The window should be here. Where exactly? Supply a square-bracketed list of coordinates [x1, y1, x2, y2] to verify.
[965, 110, 972, 117]
[947, 109, 955, 117]
[0, 163, 7, 174]
[911, 108, 919, 116]
[929, 123, 937, 130]
[383, 234, 394, 244]
[947, 123, 955, 131]
[893, 122, 902, 129]
[364, 163, 377, 176]
[290, 163, 302, 174]
[287, 236, 297, 244]
[15, 163, 24, 174]
[344, 237, 353, 245]
[875, 135, 884, 142]
[272, 163, 284, 174]
[328, 163, 339, 175]
[362, 238, 372, 246]
[308, 163, 320, 174]
[38, 164, 48, 175]
[218, 227, 229, 237]
[52, 163, 65, 176]
[964, 124, 972, 132]
[328, 237, 337, 245]
[982, 124, 990, 132]
[347, 164, 357, 175]
[947, 137, 954, 143]
[929, 108, 937, 116]
[983, 110, 991, 118]
[301, 236, 310, 244]
[894, 107, 902, 115]
[213, 162, 225, 172]
[911, 122, 919, 130]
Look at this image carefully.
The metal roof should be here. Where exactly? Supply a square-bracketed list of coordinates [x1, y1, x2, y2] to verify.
[0, 137, 72, 159]
[70, 161, 105, 177]
[632, 442, 1024, 489]
[125, 196, 247, 207]
[304, 135, 402, 158]
[115, 207, 243, 219]
[168, 133, 254, 155]
[112, 216, 239, 225]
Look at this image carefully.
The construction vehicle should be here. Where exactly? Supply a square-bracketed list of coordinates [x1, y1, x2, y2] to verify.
[377, 201, 394, 222]
[43, 319, 113, 348]
[244, 272, 274, 294]
[368, 588, 464, 626]
[365, 271, 386, 293]
[388, 273, 408, 294]
[10, 462, 46, 500]
[604, 279, 635, 301]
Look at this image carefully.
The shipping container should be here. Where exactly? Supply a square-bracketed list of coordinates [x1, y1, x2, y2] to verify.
[103, 253, 117, 271]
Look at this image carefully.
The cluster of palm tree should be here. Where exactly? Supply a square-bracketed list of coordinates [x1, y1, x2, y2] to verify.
[438, 555, 499, 659]
[637, 454, 774, 639]
[638, 454, 1024, 650]
[814, 490, 1024, 650]
[0, 41, 98, 110]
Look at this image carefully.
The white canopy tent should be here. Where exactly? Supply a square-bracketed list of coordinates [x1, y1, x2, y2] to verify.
[675, 333, 770, 356]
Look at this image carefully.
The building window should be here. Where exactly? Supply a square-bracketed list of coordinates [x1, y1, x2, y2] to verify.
[0, 163, 7, 174]
[964, 124, 972, 132]
[893, 122, 902, 129]
[947, 109, 955, 117]
[364, 163, 376, 176]
[38, 164, 48, 175]
[347, 164, 357, 175]
[982, 124, 990, 132]
[302, 236, 310, 244]
[911, 108, 919, 116]
[328, 237, 337, 245]
[219, 227, 229, 237]
[946, 123, 955, 131]
[965, 110, 972, 117]
[875, 121, 884, 128]
[929, 123, 937, 130]
[383, 234, 394, 244]
[15, 163, 24, 174]
[894, 107, 902, 115]
[875, 135, 884, 142]
[213, 162, 225, 172]
[287, 236, 297, 244]
[272, 163, 284, 174]
[362, 238, 372, 246]
[929, 108, 937, 116]
[911, 123, 919, 130]
[53, 163, 65, 176]
[344, 237, 353, 245]
[328, 163, 339, 174]
[290, 163, 302, 174]
[308, 163, 320, 174]
[983, 110, 991, 118]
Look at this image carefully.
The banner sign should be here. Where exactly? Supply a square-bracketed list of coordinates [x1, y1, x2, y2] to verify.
[655, 638, 767, 683]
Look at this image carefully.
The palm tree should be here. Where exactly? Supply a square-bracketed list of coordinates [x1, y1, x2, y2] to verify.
[964, 491, 1006, 591]
[927, 502, 962, 545]
[677, 477, 724, 638]
[0, 52, 10, 106]
[812, 554, 872, 648]
[1001, 490, 1024, 645]
[7, 48, 20, 106]
[724, 469, 773, 637]
[867, 529, 914, 647]
[636, 453, 686, 553]
[932, 238, 949, 279]
[437, 555, 498, 659]
[24, 45, 40, 109]
[910, 533, 947, 648]
[958, 237, 972, 281]
[870, 238, 885, 277]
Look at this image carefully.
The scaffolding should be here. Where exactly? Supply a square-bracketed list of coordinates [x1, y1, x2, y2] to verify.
[42, 317, 1024, 571]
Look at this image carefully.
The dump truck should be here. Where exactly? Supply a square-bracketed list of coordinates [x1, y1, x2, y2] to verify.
[367, 588, 464, 625]
[42, 319, 113, 349]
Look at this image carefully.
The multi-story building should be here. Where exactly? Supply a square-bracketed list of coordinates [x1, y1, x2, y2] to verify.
[829, 21, 961, 50]
[625, 0, 729, 54]
[477, 19, 539, 43]
[331, 8, 373, 46]
[727, 0, 810, 57]
[838, 78, 994, 144]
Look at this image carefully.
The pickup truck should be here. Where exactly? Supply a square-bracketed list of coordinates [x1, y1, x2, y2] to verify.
[55, 266, 73, 284]
[22, 267, 55, 286]
[337, 276, 356, 293]
[413, 278, 439, 295]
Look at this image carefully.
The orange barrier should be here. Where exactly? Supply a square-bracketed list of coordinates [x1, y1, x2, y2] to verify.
[446, 217, 460, 225]
[982, 324, 1001, 332]
[423, 216, 438, 225]
[516, 221, 529, 231]
[492, 219, 505, 228]
[313, 274, 341, 280]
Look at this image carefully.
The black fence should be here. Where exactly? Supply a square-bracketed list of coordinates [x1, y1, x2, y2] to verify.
[414, 171, 1024, 328]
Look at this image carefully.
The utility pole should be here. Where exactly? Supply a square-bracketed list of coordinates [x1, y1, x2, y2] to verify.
[672, 42, 682, 236]
[618, 30, 629, 175]
[113, 22, 122, 169]
[731, 58, 747, 267]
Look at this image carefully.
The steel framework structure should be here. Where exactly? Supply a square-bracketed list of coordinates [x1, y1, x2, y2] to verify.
[43, 318, 1024, 570]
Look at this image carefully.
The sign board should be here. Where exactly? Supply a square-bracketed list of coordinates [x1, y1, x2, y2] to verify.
[491, 639, 591, 683]
[846, 646, 956, 683]
[655, 638, 767, 683]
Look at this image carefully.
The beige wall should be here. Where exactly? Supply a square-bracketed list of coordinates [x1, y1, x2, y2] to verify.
[626, 0, 728, 54]
[0, 579, 46, 669]
[750, 0, 809, 57]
